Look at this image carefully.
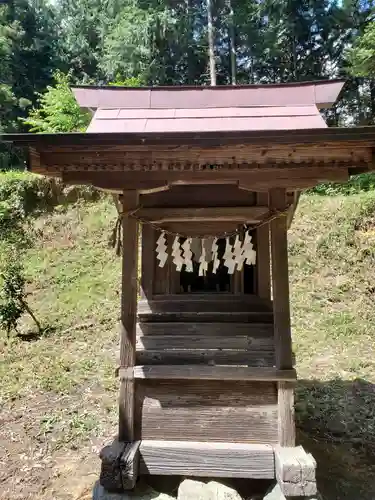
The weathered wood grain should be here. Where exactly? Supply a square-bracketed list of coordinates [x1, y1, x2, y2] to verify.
[118, 190, 139, 442]
[136, 333, 274, 350]
[139, 440, 275, 478]
[56, 166, 351, 192]
[41, 141, 372, 169]
[136, 321, 274, 337]
[136, 348, 275, 366]
[138, 298, 272, 313]
[151, 293, 272, 304]
[133, 365, 297, 381]
[278, 381, 296, 447]
[135, 380, 278, 443]
[138, 310, 274, 323]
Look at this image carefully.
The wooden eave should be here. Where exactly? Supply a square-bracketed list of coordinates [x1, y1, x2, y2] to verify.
[2, 127, 375, 191]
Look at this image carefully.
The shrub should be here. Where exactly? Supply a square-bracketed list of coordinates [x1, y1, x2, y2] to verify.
[310, 172, 375, 196]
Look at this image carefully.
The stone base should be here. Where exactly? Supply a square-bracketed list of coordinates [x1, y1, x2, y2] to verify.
[264, 483, 322, 500]
[178, 479, 242, 500]
[93, 481, 174, 500]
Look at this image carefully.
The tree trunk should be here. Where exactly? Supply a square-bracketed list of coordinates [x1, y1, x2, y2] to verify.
[186, 0, 195, 84]
[227, 0, 236, 85]
[206, 0, 216, 85]
[20, 298, 42, 334]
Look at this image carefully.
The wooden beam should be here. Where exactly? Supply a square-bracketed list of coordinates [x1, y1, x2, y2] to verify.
[62, 171, 169, 193]
[136, 206, 269, 223]
[60, 166, 349, 191]
[269, 188, 293, 370]
[139, 441, 275, 478]
[119, 190, 139, 442]
[287, 191, 301, 229]
[278, 382, 296, 447]
[270, 189, 295, 447]
[133, 365, 296, 382]
[256, 192, 271, 300]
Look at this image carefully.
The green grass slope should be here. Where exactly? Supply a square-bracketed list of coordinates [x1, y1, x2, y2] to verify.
[0, 193, 375, 499]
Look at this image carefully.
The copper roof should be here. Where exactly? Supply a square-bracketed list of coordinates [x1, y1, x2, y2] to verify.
[71, 80, 344, 134]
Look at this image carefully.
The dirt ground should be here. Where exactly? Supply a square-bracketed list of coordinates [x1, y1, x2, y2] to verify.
[0, 390, 114, 500]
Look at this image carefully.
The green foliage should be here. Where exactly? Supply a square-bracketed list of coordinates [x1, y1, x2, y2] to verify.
[0, 193, 37, 336]
[348, 20, 375, 77]
[0, 259, 26, 336]
[23, 72, 91, 133]
[310, 173, 375, 196]
[0, 170, 103, 336]
[109, 76, 144, 87]
[0, 171, 101, 216]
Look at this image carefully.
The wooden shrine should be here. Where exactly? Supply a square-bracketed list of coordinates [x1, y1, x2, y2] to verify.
[4, 80, 375, 498]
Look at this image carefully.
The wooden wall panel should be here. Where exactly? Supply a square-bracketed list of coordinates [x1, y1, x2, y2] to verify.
[135, 380, 278, 444]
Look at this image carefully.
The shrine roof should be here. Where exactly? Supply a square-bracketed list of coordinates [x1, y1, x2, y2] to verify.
[2, 79, 375, 191]
[72, 80, 344, 134]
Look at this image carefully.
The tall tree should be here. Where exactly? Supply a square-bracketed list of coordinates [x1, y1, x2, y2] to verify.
[227, 0, 236, 84]
[206, 0, 217, 85]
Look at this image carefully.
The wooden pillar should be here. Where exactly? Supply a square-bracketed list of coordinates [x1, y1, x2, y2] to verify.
[269, 188, 295, 447]
[256, 192, 271, 300]
[141, 224, 155, 299]
[119, 190, 139, 442]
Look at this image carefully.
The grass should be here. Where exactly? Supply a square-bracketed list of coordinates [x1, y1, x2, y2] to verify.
[289, 192, 375, 499]
[0, 192, 375, 498]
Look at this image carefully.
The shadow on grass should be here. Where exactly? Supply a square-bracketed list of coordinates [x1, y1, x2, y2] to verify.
[296, 378, 375, 500]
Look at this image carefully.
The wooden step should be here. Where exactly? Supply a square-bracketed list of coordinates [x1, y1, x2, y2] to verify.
[136, 334, 274, 350]
[139, 440, 275, 478]
[132, 366, 296, 381]
[138, 298, 272, 314]
[152, 293, 272, 305]
[137, 311, 274, 323]
[136, 348, 275, 366]
[137, 322, 273, 337]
